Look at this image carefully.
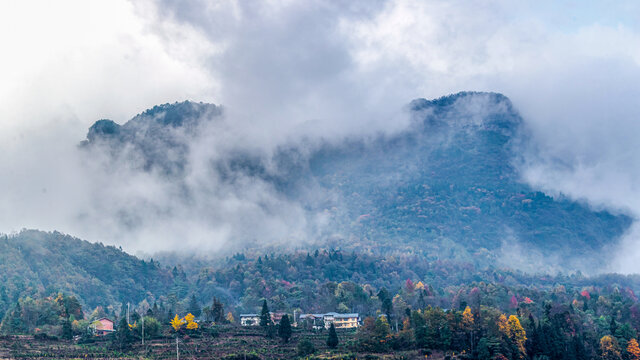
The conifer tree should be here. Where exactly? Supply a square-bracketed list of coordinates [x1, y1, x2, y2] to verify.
[188, 294, 201, 318]
[211, 297, 225, 323]
[260, 300, 271, 328]
[61, 318, 72, 340]
[278, 315, 292, 343]
[327, 323, 339, 348]
[113, 317, 134, 351]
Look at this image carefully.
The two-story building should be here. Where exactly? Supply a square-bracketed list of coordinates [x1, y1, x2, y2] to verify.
[299, 312, 359, 330]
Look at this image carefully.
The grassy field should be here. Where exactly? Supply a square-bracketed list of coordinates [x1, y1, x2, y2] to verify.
[0, 327, 431, 359]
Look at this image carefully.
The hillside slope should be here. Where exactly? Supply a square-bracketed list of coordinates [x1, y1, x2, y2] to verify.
[0, 230, 176, 320]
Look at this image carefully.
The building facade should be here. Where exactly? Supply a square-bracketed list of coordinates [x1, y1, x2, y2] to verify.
[239, 314, 260, 326]
[299, 312, 359, 330]
[93, 318, 115, 336]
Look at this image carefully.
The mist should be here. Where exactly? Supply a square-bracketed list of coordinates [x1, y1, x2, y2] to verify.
[1, 0, 640, 272]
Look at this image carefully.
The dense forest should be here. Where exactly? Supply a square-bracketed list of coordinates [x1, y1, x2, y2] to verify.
[3, 230, 640, 359]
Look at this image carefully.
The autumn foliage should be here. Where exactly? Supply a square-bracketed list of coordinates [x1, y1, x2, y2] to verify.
[600, 335, 622, 360]
[628, 339, 640, 360]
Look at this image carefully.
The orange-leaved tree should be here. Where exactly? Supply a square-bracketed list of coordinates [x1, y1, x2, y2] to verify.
[627, 338, 640, 360]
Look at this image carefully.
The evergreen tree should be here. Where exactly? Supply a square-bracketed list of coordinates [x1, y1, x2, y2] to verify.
[112, 317, 134, 351]
[412, 311, 428, 348]
[212, 297, 224, 323]
[278, 315, 292, 343]
[61, 318, 72, 340]
[260, 300, 271, 328]
[305, 253, 314, 266]
[188, 294, 201, 318]
[327, 323, 339, 348]
[610, 317, 618, 336]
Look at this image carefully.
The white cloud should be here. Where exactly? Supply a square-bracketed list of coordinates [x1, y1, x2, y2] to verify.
[1, 0, 640, 268]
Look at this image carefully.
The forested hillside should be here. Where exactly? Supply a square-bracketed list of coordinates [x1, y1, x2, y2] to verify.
[0, 230, 175, 321]
[4, 231, 640, 360]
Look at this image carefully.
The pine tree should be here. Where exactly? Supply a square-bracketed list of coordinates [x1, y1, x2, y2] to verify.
[260, 300, 271, 328]
[327, 323, 339, 348]
[278, 315, 292, 343]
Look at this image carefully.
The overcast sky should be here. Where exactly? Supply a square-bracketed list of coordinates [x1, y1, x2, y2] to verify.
[1, 0, 639, 271]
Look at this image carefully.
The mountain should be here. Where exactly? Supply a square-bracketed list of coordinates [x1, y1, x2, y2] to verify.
[81, 92, 632, 271]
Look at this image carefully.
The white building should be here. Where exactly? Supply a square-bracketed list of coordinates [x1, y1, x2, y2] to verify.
[299, 312, 359, 330]
[239, 314, 260, 326]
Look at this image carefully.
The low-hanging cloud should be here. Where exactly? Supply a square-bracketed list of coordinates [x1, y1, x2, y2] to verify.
[1, 0, 640, 270]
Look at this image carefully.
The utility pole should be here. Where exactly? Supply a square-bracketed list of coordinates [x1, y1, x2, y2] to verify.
[127, 302, 130, 325]
[141, 315, 145, 346]
[176, 336, 179, 360]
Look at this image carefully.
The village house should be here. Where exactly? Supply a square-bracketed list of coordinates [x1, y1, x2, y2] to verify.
[240, 312, 290, 326]
[299, 312, 359, 330]
[239, 313, 260, 326]
[92, 317, 115, 336]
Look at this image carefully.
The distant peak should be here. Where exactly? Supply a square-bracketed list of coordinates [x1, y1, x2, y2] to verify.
[409, 91, 521, 134]
[127, 100, 222, 128]
[83, 101, 222, 144]
[86, 119, 121, 142]
[409, 91, 511, 111]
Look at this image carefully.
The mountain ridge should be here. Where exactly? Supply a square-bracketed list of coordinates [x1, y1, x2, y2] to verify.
[78, 92, 632, 272]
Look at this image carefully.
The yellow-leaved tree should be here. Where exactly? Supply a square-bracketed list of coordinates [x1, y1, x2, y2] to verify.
[185, 313, 198, 330]
[462, 306, 475, 351]
[506, 315, 527, 360]
[497, 314, 508, 335]
[628, 338, 640, 360]
[600, 335, 622, 360]
[186, 321, 199, 330]
[184, 313, 195, 323]
[497, 314, 527, 360]
[170, 314, 185, 331]
[462, 306, 474, 328]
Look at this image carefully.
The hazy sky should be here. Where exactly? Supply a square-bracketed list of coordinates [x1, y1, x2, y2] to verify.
[1, 0, 639, 271]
